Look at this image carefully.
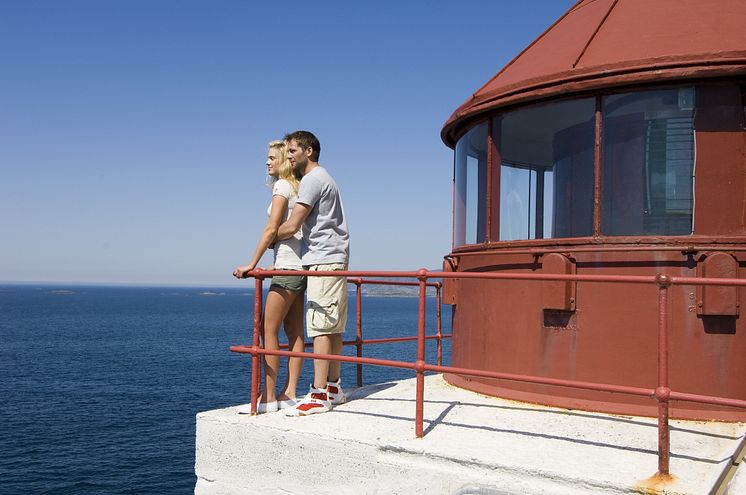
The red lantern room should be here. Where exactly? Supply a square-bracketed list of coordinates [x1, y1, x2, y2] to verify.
[440, 0, 746, 420]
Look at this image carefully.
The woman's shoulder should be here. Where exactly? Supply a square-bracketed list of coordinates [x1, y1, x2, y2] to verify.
[272, 178, 295, 196]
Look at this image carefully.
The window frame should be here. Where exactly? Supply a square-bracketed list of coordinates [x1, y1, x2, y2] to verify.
[451, 82, 744, 251]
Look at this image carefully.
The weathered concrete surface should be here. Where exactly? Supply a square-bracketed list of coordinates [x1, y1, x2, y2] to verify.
[195, 375, 746, 495]
[725, 446, 746, 495]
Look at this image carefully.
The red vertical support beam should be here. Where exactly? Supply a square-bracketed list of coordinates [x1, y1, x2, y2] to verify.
[436, 283, 443, 366]
[593, 96, 602, 236]
[451, 151, 457, 250]
[355, 279, 363, 387]
[489, 117, 502, 242]
[415, 269, 428, 438]
[485, 119, 494, 241]
[251, 275, 264, 415]
[655, 274, 672, 476]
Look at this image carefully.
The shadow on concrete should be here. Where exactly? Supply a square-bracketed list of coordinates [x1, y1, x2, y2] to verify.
[335, 404, 732, 465]
[346, 382, 396, 400]
[422, 402, 457, 436]
[355, 395, 742, 441]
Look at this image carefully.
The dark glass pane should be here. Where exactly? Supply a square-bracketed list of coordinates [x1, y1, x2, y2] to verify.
[454, 123, 488, 247]
[602, 88, 694, 236]
[497, 98, 595, 240]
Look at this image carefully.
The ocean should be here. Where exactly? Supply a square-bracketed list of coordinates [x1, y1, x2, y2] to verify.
[0, 284, 450, 494]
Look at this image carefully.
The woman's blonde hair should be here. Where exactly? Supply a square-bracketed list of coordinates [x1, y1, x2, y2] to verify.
[268, 140, 300, 192]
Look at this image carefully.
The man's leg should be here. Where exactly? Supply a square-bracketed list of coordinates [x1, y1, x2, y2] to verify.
[312, 333, 343, 389]
[287, 263, 347, 416]
[312, 334, 332, 390]
[287, 333, 336, 416]
[328, 333, 343, 382]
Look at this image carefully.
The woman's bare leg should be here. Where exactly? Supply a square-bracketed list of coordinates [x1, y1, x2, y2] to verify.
[279, 290, 305, 400]
[262, 287, 297, 403]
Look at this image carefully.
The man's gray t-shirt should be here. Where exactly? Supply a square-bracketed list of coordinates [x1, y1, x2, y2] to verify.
[296, 166, 350, 266]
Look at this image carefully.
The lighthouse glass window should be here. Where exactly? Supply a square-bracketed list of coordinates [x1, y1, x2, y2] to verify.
[454, 123, 488, 246]
[602, 88, 695, 236]
[496, 98, 595, 241]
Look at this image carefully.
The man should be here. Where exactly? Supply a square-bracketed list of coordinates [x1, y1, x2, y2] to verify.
[276, 130, 350, 416]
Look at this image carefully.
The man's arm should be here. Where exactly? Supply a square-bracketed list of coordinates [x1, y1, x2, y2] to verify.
[277, 203, 311, 240]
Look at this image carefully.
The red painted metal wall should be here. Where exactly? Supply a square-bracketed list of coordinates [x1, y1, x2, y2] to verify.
[445, 248, 746, 420]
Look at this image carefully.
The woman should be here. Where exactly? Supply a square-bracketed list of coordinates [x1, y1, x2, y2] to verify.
[233, 140, 305, 413]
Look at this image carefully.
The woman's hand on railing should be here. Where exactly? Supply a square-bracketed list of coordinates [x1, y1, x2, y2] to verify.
[233, 263, 256, 279]
[233, 264, 275, 279]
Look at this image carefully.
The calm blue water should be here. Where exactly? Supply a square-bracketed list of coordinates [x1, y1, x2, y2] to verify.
[0, 285, 450, 494]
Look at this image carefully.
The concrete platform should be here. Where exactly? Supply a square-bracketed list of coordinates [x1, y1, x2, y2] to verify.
[195, 375, 746, 494]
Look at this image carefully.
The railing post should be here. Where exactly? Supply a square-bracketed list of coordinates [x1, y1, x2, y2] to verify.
[436, 282, 443, 366]
[251, 272, 264, 415]
[355, 278, 364, 387]
[415, 269, 428, 438]
[655, 274, 672, 477]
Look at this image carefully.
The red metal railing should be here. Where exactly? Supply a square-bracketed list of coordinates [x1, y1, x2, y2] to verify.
[259, 277, 447, 387]
[346, 278, 445, 386]
[230, 267, 746, 479]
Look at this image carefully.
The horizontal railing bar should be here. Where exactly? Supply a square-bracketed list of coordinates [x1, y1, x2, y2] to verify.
[422, 363, 653, 397]
[669, 391, 746, 409]
[348, 278, 441, 288]
[230, 346, 418, 371]
[245, 268, 746, 287]
[670, 276, 746, 287]
[248, 269, 425, 278]
[345, 334, 452, 346]
[435, 272, 655, 283]
[248, 269, 657, 284]
[276, 333, 452, 350]
[230, 345, 746, 409]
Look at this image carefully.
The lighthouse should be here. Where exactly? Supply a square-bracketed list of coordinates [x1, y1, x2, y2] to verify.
[440, 0, 746, 421]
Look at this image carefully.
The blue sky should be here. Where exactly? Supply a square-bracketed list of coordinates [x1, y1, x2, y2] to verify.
[0, 1, 575, 286]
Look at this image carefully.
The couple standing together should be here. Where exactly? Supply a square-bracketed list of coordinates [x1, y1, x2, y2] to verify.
[233, 130, 349, 417]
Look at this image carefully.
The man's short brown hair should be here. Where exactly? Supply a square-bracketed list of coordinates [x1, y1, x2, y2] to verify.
[284, 130, 321, 161]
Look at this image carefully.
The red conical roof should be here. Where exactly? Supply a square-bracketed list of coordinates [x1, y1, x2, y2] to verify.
[442, 0, 746, 146]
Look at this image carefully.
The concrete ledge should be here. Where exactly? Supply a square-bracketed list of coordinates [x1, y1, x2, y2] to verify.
[195, 375, 746, 494]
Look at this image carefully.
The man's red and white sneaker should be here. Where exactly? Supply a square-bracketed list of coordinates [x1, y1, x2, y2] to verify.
[326, 379, 346, 405]
[285, 386, 332, 416]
